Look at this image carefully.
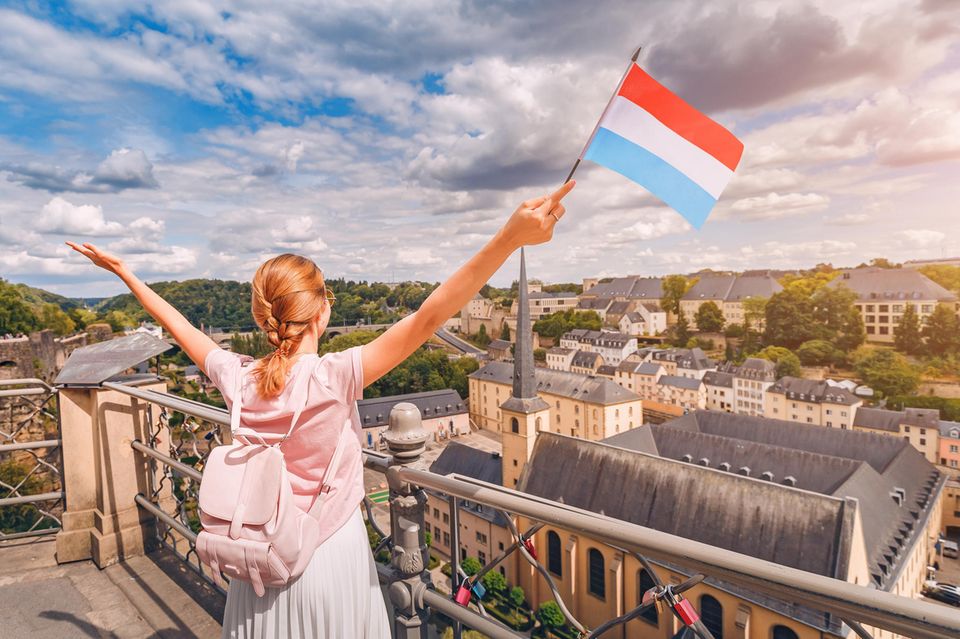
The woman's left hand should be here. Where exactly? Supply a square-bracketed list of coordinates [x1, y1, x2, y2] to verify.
[65, 241, 129, 277]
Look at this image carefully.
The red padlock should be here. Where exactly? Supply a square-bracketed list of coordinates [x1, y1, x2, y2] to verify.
[454, 583, 472, 606]
[522, 538, 537, 560]
[673, 598, 700, 626]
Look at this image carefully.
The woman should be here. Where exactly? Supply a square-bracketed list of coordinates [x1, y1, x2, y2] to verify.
[66, 179, 574, 638]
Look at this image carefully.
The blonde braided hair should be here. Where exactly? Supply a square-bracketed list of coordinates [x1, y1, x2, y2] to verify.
[250, 253, 328, 398]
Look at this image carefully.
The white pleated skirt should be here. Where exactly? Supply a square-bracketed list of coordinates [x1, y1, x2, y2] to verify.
[221, 508, 391, 639]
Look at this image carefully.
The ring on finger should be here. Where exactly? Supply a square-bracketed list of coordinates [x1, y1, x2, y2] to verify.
[549, 212, 561, 222]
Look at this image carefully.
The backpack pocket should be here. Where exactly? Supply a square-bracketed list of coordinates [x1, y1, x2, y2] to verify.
[197, 531, 292, 597]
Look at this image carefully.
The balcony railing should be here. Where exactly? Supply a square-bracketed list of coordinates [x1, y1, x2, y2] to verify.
[5, 376, 959, 639]
[0, 378, 64, 540]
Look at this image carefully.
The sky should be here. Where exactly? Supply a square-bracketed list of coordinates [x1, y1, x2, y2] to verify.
[0, 0, 958, 297]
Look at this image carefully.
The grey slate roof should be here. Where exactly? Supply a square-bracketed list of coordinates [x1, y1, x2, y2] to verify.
[469, 361, 641, 405]
[577, 298, 613, 311]
[596, 365, 617, 377]
[581, 276, 663, 299]
[547, 347, 575, 355]
[658, 375, 703, 391]
[767, 376, 860, 405]
[650, 347, 715, 371]
[722, 357, 776, 381]
[585, 409, 943, 593]
[854, 407, 940, 433]
[428, 442, 509, 527]
[358, 389, 466, 428]
[830, 267, 957, 302]
[487, 339, 511, 351]
[940, 421, 960, 438]
[606, 301, 632, 315]
[571, 351, 602, 368]
[702, 371, 734, 388]
[682, 273, 782, 302]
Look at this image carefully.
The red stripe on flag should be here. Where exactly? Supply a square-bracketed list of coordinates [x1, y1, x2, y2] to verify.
[617, 65, 743, 171]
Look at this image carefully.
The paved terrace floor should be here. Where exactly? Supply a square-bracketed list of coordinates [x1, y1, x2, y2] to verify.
[0, 536, 223, 639]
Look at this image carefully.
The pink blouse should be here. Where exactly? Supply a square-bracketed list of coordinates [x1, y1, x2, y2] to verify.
[203, 346, 366, 545]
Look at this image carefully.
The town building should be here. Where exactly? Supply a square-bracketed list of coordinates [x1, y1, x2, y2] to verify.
[423, 442, 514, 580]
[618, 303, 668, 337]
[852, 407, 941, 464]
[680, 272, 783, 328]
[513, 411, 944, 639]
[358, 389, 470, 449]
[647, 347, 716, 379]
[570, 350, 602, 375]
[459, 293, 509, 337]
[558, 329, 637, 366]
[655, 375, 706, 412]
[545, 346, 575, 371]
[764, 377, 862, 428]
[828, 268, 959, 344]
[718, 358, 777, 417]
[614, 360, 662, 398]
[510, 284, 579, 322]
[939, 421, 960, 473]
[579, 276, 664, 306]
[703, 370, 735, 412]
[486, 339, 512, 362]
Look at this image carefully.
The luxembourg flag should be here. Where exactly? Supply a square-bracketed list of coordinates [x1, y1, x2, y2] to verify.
[581, 63, 744, 229]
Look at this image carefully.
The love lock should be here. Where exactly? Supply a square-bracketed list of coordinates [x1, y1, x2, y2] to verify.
[523, 538, 537, 560]
[470, 581, 486, 600]
[454, 583, 472, 606]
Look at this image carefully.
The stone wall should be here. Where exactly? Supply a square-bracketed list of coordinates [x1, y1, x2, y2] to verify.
[0, 330, 88, 382]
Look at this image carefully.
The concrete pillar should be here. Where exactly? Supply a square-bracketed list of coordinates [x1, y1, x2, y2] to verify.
[55, 380, 173, 567]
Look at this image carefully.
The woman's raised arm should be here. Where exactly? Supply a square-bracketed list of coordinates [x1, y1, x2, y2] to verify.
[360, 180, 575, 387]
[65, 242, 220, 372]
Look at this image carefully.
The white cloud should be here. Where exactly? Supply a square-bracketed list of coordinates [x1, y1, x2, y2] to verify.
[902, 229, 946, 248]
[36, 197, 124, 235]
[726, 192, 830, 221]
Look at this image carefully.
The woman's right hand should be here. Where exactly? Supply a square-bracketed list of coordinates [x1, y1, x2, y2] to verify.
[499, 180, 575, 249]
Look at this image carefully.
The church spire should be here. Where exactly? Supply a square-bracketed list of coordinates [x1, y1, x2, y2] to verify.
[513, 248, 537, 399]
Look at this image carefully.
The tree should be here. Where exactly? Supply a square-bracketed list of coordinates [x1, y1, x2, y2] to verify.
[835, 307, 865, 353]
[673, 310, 691, 347]
[894, 305, 923, 355]
[0, 279, 39, 335]
[532, 309, 602, 339]
[811, 285, 858, 340]
[919, 265, 960, 295]
[694, 301, 725, 333]
[757, 346, 802, 378]
[424, 531, 432, 548]
[763, 290, 815, 349]
[854, 348, 920, 397]
[922, 304, 960, 355]
[780, 271, 839, 297]
[103, 310, 136, 332]
[39, 303, 75, 336]
[499, 322, 511, 341]
[724, 342, 734, 362]
[796, 340, 840, 366]
[742, 297, 768, 331]
[661, 275, 691, 316]
[474, 324, 491, 348]
[509, 585, 526, 613]
[538, 601, 566, 629]
[461, 556, 482, 576]
[480, 570, 507, 596]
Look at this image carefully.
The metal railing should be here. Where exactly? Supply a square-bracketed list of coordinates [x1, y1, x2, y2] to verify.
[0, 378, 64, 540]
[98, 380, 960, 639]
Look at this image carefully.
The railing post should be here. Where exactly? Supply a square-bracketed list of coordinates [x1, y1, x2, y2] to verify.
[381, 402, 431, 639]
[55, 379, 175, 567]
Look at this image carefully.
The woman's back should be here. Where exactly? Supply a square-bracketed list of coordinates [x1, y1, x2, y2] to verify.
[204, 345, 365, 546]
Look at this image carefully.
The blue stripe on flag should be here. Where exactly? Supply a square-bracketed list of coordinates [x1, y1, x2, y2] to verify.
[584, 127, 718, 229]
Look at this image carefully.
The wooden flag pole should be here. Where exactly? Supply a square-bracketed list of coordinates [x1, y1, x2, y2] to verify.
[563, 46, 642, 184]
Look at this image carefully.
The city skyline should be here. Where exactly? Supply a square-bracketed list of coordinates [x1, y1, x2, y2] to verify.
[1, 0, 958, 297]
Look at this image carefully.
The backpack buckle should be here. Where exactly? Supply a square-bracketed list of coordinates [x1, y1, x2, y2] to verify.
[319, 484, 332, 495]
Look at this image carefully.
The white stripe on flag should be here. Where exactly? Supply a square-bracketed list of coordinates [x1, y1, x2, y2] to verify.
[598, 96, 733, 199]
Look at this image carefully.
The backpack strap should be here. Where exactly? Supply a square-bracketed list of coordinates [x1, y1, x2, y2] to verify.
[230, 359, 312, 447]
[306, 415, 353, 517]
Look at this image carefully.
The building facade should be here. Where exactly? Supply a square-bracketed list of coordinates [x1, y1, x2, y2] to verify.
[680, 272, 783, 328]
[764, 377, 861, 428]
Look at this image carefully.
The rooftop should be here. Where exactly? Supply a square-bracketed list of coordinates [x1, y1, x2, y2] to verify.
[682, 273, 783, 302]
[469, 360, 641, 405]
[767, 376, 861, 405]
[358, 388, 466, 428]
[830, 267, 957, 302]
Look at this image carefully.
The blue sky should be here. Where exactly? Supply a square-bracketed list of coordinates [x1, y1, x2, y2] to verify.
[1, 0, 958, 296]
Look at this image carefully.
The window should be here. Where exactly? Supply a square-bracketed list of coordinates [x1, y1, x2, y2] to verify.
[512, 459, 517, 467]
[547, 531, 562, 577]
[535, 417, 542, 431]
[511, 417, 519, 434]
[498, 542, 504, 552]
[700, 595, 723, 639]
[588, 548, 605, 598]
[951, 445, 958, 453]
[478, 550, 486, 564]
[433, 508, 439, 519]
[920, 438, 926, 446]
[637, 569, 659, 625]
[443, 513, 449, 524]
[879, 305, 889, 312]
[434, 525, 440, 538]
[826, 421, 833, 427]
[772, 626, 799, 639]
[879, 326, 889, 335]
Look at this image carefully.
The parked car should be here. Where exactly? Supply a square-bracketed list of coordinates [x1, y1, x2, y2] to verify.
[925, 585, 960, 607]
[943, 540, 959, 559]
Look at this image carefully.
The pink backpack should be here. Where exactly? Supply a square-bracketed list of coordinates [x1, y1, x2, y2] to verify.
[196, 361, 348, 596]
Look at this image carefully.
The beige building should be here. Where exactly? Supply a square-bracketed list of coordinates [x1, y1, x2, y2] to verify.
[510, 286, 579, 322]
[614, 361, 663, 399]
[618, 303, 668, 337]
[764, 377, 861, 429]
[423, 442, 517, 582]
[468, 362, 643, 449]
[680, 272, 783, 328]
[703, 370, 735, 412]
[513, 411, 945, 639]
[717, 358, 776, 417]
[828, 268, 959, 343]
[558, 329, 637, 366]
[655, 375, 706, 412]
[853, 407, 942, 465]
